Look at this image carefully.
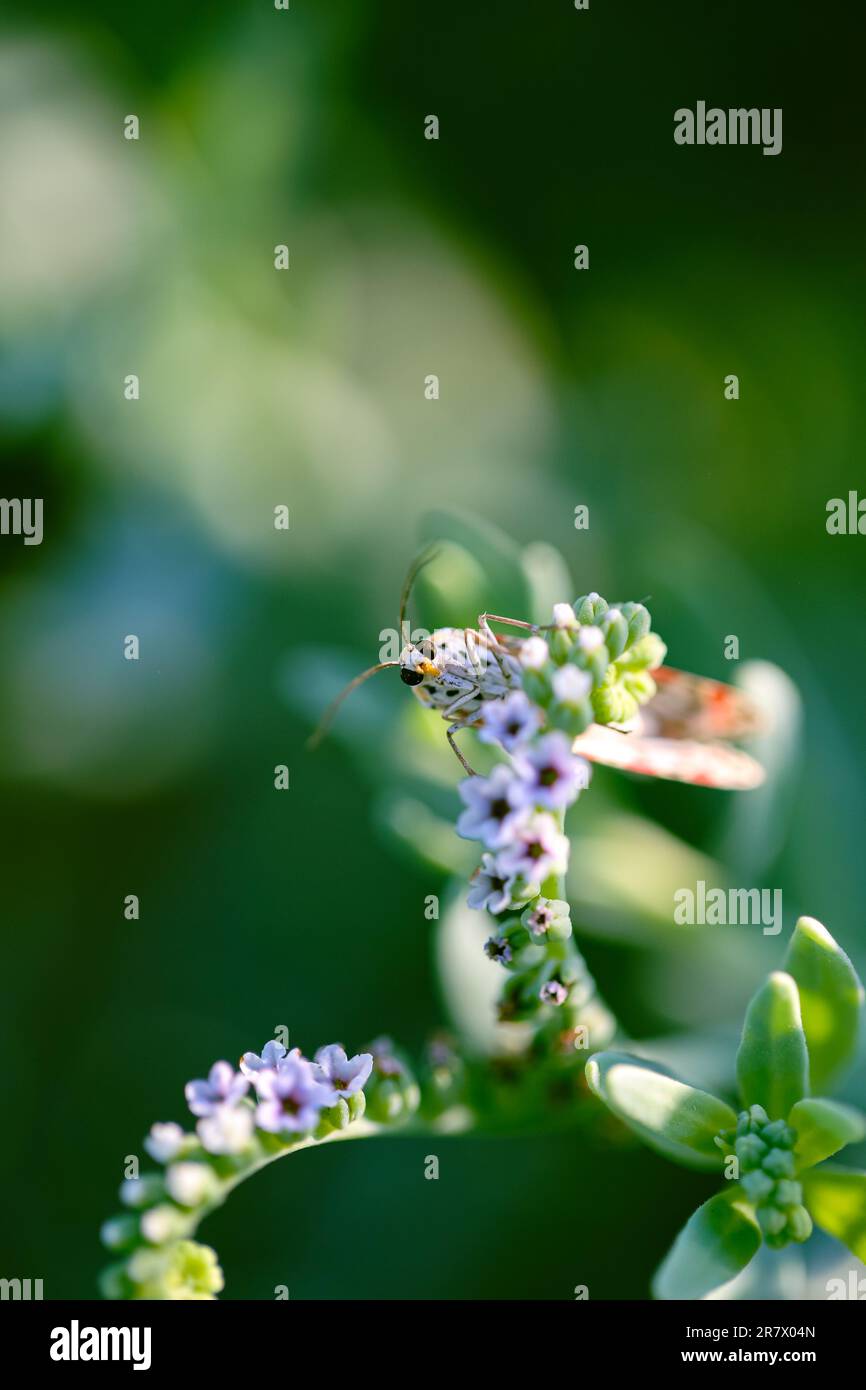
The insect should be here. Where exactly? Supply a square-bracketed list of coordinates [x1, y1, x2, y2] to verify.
[308, 548, 765, 790]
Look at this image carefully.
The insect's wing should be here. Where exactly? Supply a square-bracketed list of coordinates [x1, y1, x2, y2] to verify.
[572, 723, 765, 790]
[643, 666, 764, 741]
[572, 667, 766, 790]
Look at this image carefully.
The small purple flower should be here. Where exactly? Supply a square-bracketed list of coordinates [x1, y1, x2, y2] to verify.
[497, 812, 569, 884]
[477, 691, 541, 752]
[540, 981, 568, 1006]
[313, 1044, 373, 1098]
[239, 1040, 292, 1079]
[511, 733, 589, 810]
[467, 852, 516, 913]
[369, 1036, 406, 1079]
[484, 935, 512, 965]
[524, 897, 570, 937]
[456, 764, 525, 847]
[254, 1055, 336, 1134]
[185, 1062, 249, 1118]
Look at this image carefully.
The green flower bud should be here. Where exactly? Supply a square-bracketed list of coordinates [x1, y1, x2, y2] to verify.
[735, 1133, 768, 1170]
[617, 633, 667, 672]
[520, 667, 552, 706]
[740, 1170, 775, 1204]
[601, 609, 629, 660]
[99, 1262, 135, 1300]
[591, 684, 638, 726]
[548, 699, 594, 737]
[762, 1147, 796, 1179]
[347, 1089, 366, 1123]
[757, 1205, 787, 1238]
[619, 602, 651, 646]
[574, 593, 609, 625]
[622, 670, 657, 706]
[785, 1204, 813, 1244]
[316, 1098, 351, 1135]
[773, 1179, 803, 1208]
[366, 1079, 405, 1123]
[748, 1104, 770, 1129]
[548, 628, 574, 664]
[100, 1215, 139, 1252]
[119, 1175, 164, 1209]
[761, 1119, 796, 1149]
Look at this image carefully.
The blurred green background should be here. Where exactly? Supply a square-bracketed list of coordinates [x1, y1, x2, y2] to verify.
[1, 1, 864, 1298]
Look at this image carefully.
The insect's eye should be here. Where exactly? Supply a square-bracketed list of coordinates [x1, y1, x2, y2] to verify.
[416, 639, 435, 661]
[400, 668, 424, 686]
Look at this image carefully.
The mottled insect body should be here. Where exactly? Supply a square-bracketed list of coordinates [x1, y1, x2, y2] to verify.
[399, 626, 523, 717]
[309, 548, 765, 790]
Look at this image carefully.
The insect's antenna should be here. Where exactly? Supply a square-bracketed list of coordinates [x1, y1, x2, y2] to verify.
[306, 662, 399, 751]
[398, 544, 440, 635]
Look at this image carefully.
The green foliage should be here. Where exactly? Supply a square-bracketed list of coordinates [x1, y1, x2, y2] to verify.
[588, 917, 866, 1298]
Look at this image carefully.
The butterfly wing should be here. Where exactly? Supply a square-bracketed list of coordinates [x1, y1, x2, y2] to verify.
[572, 667, 766, 790]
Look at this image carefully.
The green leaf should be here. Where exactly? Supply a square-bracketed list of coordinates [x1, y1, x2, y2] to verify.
[802, 1166, 866, 1262]
[789, 1098, 866, 1170]
[736, 971, 809, 1118]
[785, 916, 864, 1093]
[585, 1052, 736, 1171]
[418, 509, 531, 629]
[652, 1188, 762, 1300]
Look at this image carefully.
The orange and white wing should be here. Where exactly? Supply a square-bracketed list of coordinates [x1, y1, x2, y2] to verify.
[572, 667, 766, 791]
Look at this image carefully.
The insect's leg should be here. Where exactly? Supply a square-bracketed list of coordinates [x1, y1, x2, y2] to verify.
[442, 685, 481, 717]
[478, 612, 538, 638]
[446, 722, 478, 776]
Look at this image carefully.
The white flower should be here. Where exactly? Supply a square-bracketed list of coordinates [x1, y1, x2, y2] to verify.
[518, 636, 550, 670]
[144, 1122, 186, 1164]
[456, 764, 525, 847]
[552, 602, 577, 628]
[197, 1104, 255, 1156]
[140, 1204, 187, 1245]
[239, 1040, 291, 1079]
[467, 853, 517, 913]
[511, 733, 590, 809]
[577, 626, 605, 654]
[477, 691, 542, 751]
[165, 1162, 218, 1208]
[551, 664, 592, 705]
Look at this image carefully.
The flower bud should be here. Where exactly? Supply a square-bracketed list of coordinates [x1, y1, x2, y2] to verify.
[601, 609, 629, 660]
[140, 1203, 189, 1245]
[620, 602, 651, 645]
[762, 1147, 796, 1179]
[757, 1205, 787, 1238]
[761, 1119, 796, 1149]
[740, 1170, 774, 1204]
[347, 1089, 366, 1123]
[164, 1162, 219, 1209]
[734, 1133, 767, 1170]
[574, 593, 609, 625]
[618, 633, 667, 672]
[773, 1179, 803, 1208]
[119, 1175, 164, 1209]
[99, 1215, 139, 1251]
[785, 1204, 813, 1243]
